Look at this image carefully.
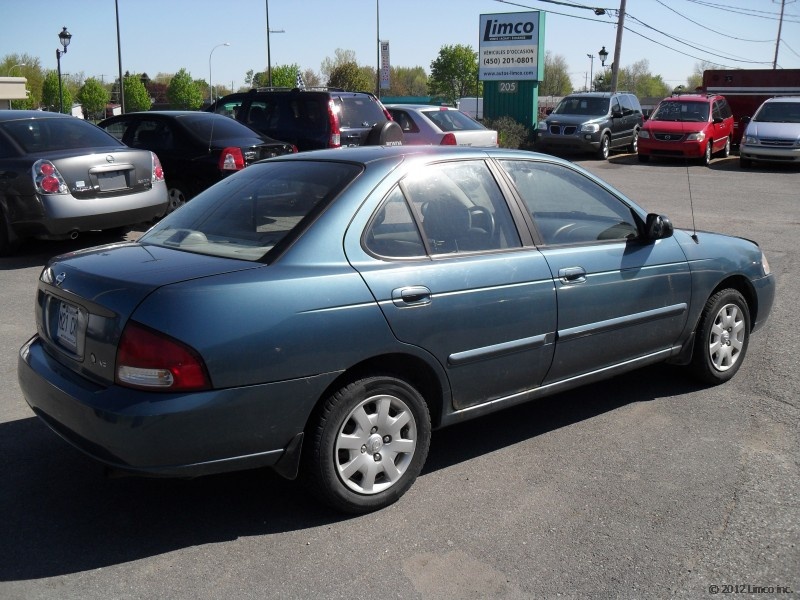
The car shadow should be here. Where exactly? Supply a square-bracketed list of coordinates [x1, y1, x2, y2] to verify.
[0, 364, 702, 581]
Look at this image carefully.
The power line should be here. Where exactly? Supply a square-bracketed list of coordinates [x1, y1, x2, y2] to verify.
[683, 0, 800, 23]
[653, 0, 775, 42]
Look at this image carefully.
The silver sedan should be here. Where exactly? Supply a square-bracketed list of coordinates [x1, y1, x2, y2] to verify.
[386, 104, 498, 147]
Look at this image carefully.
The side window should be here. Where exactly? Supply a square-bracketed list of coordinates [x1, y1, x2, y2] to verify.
[388, 109, 419, 133]
[364, 187, 426, 258]
[619, 95, 634, 115]
[611, 98, 621, 115]
[214, 99, 244, 120]
[102, 120, 129, 141]
[131, 120, 172, 151]
[499, 160, 639, 245]
[402, 161, 521, 254]
[720, 99, 733, 119]
[712, 101, 721, 121]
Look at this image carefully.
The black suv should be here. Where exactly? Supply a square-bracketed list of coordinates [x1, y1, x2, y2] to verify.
[208, 88, 402, 152]
[536, 92, 643, 159]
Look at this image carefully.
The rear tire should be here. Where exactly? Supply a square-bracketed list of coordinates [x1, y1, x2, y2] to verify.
[701, 141, 713, 166]
[303, 375, 431, 513]
[690, 289, 750, 385]
[721, 136, 731, 158]
[166, 180, 190, 214]
[629, 128, 639, 153]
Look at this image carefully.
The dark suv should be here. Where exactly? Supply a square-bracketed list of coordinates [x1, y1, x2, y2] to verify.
[536, 92, 643, 159]
[208, 88, 402, 152]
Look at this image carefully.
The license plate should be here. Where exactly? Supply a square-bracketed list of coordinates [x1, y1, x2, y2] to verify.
[57, 301, 80, 352]
[97, 170, 127, 191]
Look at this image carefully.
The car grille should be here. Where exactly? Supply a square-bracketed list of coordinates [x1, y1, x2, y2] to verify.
[759, 138, 795, 147]
[654, 133, 685, 142]
[549, 125, 577, 135]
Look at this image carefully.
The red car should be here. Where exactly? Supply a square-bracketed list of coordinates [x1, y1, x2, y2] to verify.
[638, 94, 734, 166]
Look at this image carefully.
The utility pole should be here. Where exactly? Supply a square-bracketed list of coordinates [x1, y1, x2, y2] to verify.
[610, 0, 626, 92]
[773, 0, 786, 69]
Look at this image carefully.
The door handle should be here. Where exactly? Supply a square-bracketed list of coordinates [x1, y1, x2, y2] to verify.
[392, 286, 432, 307]
[558, 267, 586, 284]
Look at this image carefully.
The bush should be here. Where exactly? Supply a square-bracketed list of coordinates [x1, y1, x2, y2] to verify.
[484, 116, 535, 150]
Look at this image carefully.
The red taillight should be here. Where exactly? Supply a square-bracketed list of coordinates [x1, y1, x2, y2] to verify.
[440, 133, 457, 145]
[151, 152, 165, 181]
[41, 176, 61, 193]
[327, 99, 341, 148]
[32, 159, 68, 194]
[116, 321, 211, 391]
[219, 147, 245, 171]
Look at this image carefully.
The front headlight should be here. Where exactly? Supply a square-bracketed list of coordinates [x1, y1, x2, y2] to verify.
[745, 135, 759, 145]
[686, 131, 706, 142]
[639, 130, 650, 139]
[581, 123, 600, 133]
[537, 121, 547, 130]
[761, 251, 771, 276]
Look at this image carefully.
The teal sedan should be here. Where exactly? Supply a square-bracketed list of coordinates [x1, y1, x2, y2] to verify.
[18, 146, 774, 513]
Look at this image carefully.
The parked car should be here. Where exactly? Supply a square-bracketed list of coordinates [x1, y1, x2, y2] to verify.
[535, 92, 643, 159]
[98, 111, 295, 213]
[739, 96, 800, 168]
[208, 87, 402, 151]
[19, 146, 774, 514]
[0, 110, 168, 256]
[385, 104, 498, 147]
[638, 93, 734, 165]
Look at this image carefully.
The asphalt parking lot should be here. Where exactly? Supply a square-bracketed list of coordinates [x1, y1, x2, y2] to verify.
[0, 152, 797, 600]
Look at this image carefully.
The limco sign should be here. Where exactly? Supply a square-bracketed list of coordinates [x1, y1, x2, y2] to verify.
[479, 11, 544, 81]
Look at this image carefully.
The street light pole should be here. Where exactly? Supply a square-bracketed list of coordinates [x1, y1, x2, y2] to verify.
[9, 63, 26, 76]
[209, 42, 231, 103]
[56, 27, 72, 113]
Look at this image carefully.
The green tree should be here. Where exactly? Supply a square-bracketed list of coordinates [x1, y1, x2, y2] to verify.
[327, 61, 373, 91]
[1, 53, 43, 109]
[78, 77, 110, 121]
[429, 44, 480, 105]
[616, 60, 670, 99]
[321, 49, 357, 82]
[271, 63, 302, 88]
[41, 70, 72, 113]
[541, 51, 573, 97]
[385, 66, 428, 97]
[302, 68, 321, 88]
[167, 68, 203, 110]
[123, 72, 152, 112]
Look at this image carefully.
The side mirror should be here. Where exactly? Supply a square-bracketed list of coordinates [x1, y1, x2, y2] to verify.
[741, 116, 752, 124]
[645, 213, 674, 240]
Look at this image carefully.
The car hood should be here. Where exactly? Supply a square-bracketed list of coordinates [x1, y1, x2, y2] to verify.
[43, 242, 262, 316]
[745, 121, 800, 139]
[545, 114, 605, 126]
[643, 120, 705, 134]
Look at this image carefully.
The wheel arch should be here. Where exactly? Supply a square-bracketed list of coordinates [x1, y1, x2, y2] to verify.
[709, 274, 759, 332]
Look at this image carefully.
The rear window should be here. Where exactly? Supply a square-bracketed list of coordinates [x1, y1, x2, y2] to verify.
[1, 118, 123, 153]
[139, 160, 362, 261]
[420, 109, 486, 132]
[177, 114, 262, 141]
[336, 96, 386, 128]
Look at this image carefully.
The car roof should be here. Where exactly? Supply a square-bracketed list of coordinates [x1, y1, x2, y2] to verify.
[385, 104, 457, 111]
[662, 94, 717, 102]
[762, 96, 800, 104]
[0, 110, 75, 123]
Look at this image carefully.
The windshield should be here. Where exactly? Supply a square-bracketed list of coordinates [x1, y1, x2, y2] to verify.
[753, 101, 800, 123]
[139, 160, 362, 261]
[552, 97, 610, 116]
[1, 118, 123, 153]
[651, 101, 709, 122]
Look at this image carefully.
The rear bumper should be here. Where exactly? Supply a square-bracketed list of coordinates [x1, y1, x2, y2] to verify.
[18, 334, 337, 477]
[9, 184, 168, 239]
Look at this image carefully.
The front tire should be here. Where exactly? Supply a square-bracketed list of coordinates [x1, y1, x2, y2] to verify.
[596, 134, 610, 160]
[690, 289, 750, 385]
[304, 375, 431, 513]
[629, 128, 639, 153]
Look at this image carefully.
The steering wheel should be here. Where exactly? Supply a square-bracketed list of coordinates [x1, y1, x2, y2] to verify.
[467, 206, 495, 237]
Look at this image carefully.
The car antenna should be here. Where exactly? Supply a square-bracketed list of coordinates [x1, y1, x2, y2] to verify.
[685, 163, 699, 243]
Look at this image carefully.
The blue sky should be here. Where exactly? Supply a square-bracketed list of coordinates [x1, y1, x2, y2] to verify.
[3, 0, 798, 92]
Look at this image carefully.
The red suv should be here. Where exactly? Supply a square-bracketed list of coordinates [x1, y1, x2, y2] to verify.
[638, 94, 734, 166]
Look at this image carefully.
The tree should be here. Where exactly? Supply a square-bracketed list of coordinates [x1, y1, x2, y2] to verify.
[428, 44, 480, 105]
[302, 68, 321, 88]
[1, 53, 44, 109]
[321, 49, 357, 81]
[41, 70, 72, 113]
[687, 60, 720, 91]
[541, 51, 573, 97]
[123, 72, 152, 112]
[616, 60, 670, 99]
[78, 77, 110, 121]
[387, 66, 428, 97]
[271, 64, 302, 88]
[167, 68, 203, 110]
[327, 61, 373, 92]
